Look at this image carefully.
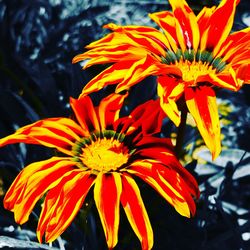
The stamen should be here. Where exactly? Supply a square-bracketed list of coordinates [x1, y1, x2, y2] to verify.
[71, 130, 131, 173]
[162, 49, 227, 73]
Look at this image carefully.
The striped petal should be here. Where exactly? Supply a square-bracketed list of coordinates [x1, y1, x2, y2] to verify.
[121, 174, 153, 250]
[149, 11, 178, 52]
[94, 172, 122, 249]
[70, 96, 100, 132]
[37, 170, 95, 243]
[98, 93, 128, 130]
[168, 0, 200, 51]
[74, 45, 146, 69]
[114, 98, 165, 136]
[128, 160, 196, 217]
[236, 64, 250, 84]
[4, 157, 76, 224]
[200, 0, 238, 55]
[0, 118, 85, 155]
[80, 61, 134, 96]
[132, 137, 199, 198]
[115, 55, 163, 93]
[157, 76, 185, 126]
[185, 86, 221, 160]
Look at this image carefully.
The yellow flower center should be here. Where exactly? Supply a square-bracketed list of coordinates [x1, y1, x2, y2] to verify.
[162, 49, 227, 83]
[177, 60, 215, 84]
[80, 138, 129, 172]
[72, 130, 130, 173]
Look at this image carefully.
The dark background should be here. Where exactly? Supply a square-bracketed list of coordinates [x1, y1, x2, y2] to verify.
[0, 0, 249, 249]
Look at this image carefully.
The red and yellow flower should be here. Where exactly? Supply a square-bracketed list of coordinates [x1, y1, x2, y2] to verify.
[0, 94, 199, 250]
[73, 0, 250, 159]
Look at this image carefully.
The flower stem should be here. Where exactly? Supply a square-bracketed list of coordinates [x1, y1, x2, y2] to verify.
[175, 107, 188, 159]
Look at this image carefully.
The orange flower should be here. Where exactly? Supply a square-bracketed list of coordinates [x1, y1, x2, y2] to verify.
[0, 94, 199, 250]
[73, 0, 250, 160]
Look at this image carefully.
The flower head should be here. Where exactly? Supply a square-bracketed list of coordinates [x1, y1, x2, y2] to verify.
[73, 0, 250, 159]
[0, 94, 199, 250]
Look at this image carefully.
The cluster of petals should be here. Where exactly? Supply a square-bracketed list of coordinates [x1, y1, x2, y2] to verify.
[73, 0, 250, 159]
[0, 94, 199, 249]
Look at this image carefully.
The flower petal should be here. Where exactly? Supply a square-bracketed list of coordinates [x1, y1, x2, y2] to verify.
[121, 174, 153, 250]
[200, 0, 238, 55]
[70, 96, 100, 132]
[157, 76, 185, 126]
[0, 118, 85, 155]
[236, 64, 250, 84]
[4, 157, 76, 224]
[149, 11, 178, 52]
[80, 61, 134, 96]
[94, 172, 122, 249]
[115, 98, 165, 137]
[168, 0, 200, 51]
[98, 93, 128, 130]
[104, 23, 168, 56]
[185, 86, 221, 159]
[197, 68, 241, 91]
[115, 55, 162, 93]
[74, 44, 147, 69]
[128, 160, 196, 217]
[37, 170, 95, 243]
[133, 137, 199, 199]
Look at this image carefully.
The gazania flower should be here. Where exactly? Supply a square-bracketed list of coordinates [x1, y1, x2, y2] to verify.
[0, 94, 199, 250]
[73, 0, 250, 159]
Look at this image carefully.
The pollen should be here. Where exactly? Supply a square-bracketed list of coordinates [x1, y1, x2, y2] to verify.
[162, 49, 227, 83]
[72, 131, 130, 173]
[177, 60, 216, 84]
[80, 138, 129, 172]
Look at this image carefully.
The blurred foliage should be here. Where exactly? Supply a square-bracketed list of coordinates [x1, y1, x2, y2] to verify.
[0, 0, 249, 249]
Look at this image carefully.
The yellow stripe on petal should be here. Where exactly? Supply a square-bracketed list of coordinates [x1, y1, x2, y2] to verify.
[121, 174, 153, 250]
[98, 93, 128, 130]
[128, 161, 192, 218]
[115, 55, 162, 93]
[70, 96, 100, 132]
[149, 11, 178, 52]
[185, 86, 221, 160]
[203, 0, 238, 55]
[157, 76, 185, 126]
[168, 0, 200, 51]
[43, 171, 95, 243]
[80, 61, 133, 96]
[5, 158, 76, 224]
[94, 172, 122, 249]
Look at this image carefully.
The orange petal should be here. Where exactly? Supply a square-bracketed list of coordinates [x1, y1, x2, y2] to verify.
[98, 93, 128, 130]
[149, 11, 178, 52]
[236, 64, 250, 84]
[200, 0, 238, 55]
[133, 137, 199, 199]
[74, 44, 147, 69]
[0, 118, 85, 155]
[115, 98, 165, 136]
[38, 171, 95, 243]
[185, 86, 221, 160]
[94, 173, 122, 249]
[103, 23, 170, 55]
[80, 61, 134, 96]
[198, 68, 241, 91]
[157, 76, 185, 126]
[216, 27, 250, 60]
[121, 174, 153, 250]
[70, 96, 100, 132]
[4, 157, 76, 224]
[128, 160, 195, 217]
[197, 6, 216, 49]
[115, 55, 162, 93]
[168, 0, 200, 51]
